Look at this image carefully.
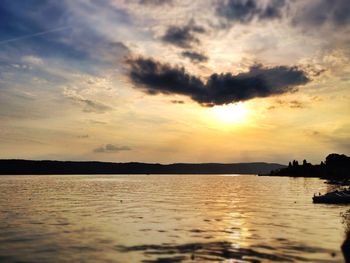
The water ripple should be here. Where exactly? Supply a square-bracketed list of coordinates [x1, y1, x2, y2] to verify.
[0, 175, 346, 262]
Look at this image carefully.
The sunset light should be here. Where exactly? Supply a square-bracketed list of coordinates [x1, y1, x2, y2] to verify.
[1, 0, 350, 262]
[212, 103, 249, 125]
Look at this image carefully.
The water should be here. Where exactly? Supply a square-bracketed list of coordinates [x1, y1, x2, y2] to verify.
[0, 175, 348, 262]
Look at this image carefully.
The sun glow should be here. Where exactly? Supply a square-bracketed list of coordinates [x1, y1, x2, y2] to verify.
[212, 103, 249, 124]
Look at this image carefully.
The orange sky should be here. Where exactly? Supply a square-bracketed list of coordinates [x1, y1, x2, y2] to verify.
[0, 0, 349, 164]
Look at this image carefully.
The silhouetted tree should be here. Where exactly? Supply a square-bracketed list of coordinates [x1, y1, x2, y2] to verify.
[269, 153, 350, 179]
[325, 153, 350, 179]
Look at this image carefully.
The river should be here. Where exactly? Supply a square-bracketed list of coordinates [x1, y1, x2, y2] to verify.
[0, 175, 348, 262]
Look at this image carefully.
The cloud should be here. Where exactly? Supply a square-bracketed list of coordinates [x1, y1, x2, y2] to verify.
[170, 100, 185, 104]
[110, 41, 130, 53]
[289, 100, 304, 109]
[126, 57, 309, 106]
[216, 0, 286, 24]
[94, 144, 131, 153]
[77, 134, 89, 138]
[0, 0, 135, 75]
[268, 99, 305, 110]
[105, 41, 130, 59]
[181, 51, 208, 63]
[292, 0, 350, 29]
[21, 55, 44, 65]
[161, 23, 206, 48]
[63, 88, 113, 113]
[81, 99, 112, 113]
[139, 0, 173, 5]
[0, 1, 89, 62]
[213, 0, 348, 43]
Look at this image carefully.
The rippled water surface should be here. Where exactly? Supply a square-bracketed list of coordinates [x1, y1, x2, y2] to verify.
[0, 175, 348, 262]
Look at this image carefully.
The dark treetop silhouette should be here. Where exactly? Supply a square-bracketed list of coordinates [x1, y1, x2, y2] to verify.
[268, 153, 350, 180]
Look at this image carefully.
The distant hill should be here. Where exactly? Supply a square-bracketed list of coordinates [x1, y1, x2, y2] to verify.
[0, 160, 285, 175]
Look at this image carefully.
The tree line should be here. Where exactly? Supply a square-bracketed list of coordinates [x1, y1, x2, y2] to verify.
[269, 153, 350, 179]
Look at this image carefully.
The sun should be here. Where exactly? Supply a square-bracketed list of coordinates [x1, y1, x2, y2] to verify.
[211, 103, 249, 124]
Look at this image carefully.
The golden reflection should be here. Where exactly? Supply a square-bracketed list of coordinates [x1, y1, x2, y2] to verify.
[227, 211, 250, 249]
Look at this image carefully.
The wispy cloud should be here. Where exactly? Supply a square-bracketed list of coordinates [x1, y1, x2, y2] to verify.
[0, 26, 71, 45]
[139, 0, 173, 6]
[63, 87, 113, 113]
[94, 144, 131, 153]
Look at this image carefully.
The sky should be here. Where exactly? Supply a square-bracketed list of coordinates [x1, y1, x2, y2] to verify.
[0, 0, 349, 164]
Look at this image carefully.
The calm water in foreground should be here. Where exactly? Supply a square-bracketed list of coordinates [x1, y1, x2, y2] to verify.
[0, 175, 349, 262]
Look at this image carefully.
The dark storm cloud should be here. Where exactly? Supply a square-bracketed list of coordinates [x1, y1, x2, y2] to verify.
[216, 0, 286, 24]
[139, 0, 173, 5]
[94, 144, 131, 153]
[161, 24, 206, 48]
[126, 57, 309, 106]
[126, 57, 204, 97]
[181, 51, 208, 63]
